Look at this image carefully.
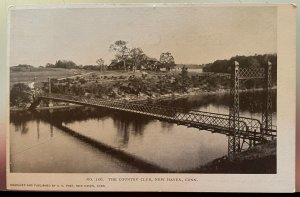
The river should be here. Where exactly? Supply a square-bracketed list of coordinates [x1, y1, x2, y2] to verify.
[9, 91, 276, 173]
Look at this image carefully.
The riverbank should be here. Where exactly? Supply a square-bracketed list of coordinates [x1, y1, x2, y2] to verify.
[188, 140, 276, 173]
[10, 104, 83, 111]
[127, 86, 277, 104]
[9, 86, 277, 111]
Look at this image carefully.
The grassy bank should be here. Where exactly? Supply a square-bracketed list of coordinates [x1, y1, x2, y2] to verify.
[188, 140, 276, 174]
[10, 68, 90, 87]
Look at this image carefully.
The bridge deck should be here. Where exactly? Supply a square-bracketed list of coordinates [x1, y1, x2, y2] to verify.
[33, 93, 276, 142]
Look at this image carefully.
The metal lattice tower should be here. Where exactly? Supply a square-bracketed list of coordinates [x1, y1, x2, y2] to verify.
[228, 60, 273, 159]
[262, 61, 273, 137]
[228, 61, 240, 159]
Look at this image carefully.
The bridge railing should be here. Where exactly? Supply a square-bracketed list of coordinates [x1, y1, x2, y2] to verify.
[38, 93, 277, 140]
[174, 111, 249, 132]
[188, 110, 262, 131]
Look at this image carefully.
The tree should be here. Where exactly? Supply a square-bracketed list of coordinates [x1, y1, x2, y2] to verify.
[248, 57, 260, 68]
[177, 66, 190, 92]
[45, 63, 55, 68]
[109, 40, 130, 71]
[10, 83, 32, 107]
[202, 54, 277, 75]
[129, 48, 146, 72]
[96, 58, 105, 72]
[54, 60, 78, 69]
[159, 52, 176, 71]
[180, 65, 188, 78]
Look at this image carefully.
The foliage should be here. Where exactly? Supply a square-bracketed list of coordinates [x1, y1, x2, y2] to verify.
[109, 40, 130, 71]
[45, 63, 55, 68]
[108, 41, 178, 72]
[10, 64, 34, 72]
[48, 70, 236, 101]
[10, 83, 32, 106]
[96, 58, 105, 67]
[45, 60, 78, 69]
[96, 58, 106, 72]
[176, 66, 190, 92]
[107, 60, 125, 70]
[159, 52, 176, 71]
[203, 54, 277, 73]
[129, 48, 146, 71]
[202, 54, 277, 85]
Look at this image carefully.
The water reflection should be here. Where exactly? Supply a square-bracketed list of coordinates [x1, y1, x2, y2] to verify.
[113, 117, 130, 148]
[10, 111, 34, 133]
[160, 121, 174, 131]
[112, 113, 150, 136]
[156, 90, 277, 113]
[37, 119, 40, 139]
[50, 124, 53, 138]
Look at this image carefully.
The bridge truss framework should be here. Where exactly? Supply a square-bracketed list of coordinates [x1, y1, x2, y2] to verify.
[228, 61, 273, 159]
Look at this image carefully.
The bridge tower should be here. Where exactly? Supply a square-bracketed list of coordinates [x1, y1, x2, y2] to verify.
[228, 60, 273, 159]
[262, 61, 273, 137]
[228, 61, 240, 159]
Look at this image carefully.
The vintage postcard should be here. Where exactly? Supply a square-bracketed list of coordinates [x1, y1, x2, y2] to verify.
[6, 3, 296, 192]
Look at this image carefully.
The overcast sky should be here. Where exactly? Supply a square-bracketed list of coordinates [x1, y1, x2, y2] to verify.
[9, 5, 277, 66]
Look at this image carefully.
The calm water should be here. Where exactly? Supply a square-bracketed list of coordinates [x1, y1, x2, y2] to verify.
[10, 91, 276, 173]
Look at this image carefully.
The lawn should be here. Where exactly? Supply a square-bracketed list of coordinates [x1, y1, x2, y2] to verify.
[10, 68, 89, 86]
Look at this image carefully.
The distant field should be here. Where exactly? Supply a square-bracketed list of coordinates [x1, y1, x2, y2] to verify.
[10, 68, 146, 84]
[9, 68, 145, 89]
[10, 68, 89, 84]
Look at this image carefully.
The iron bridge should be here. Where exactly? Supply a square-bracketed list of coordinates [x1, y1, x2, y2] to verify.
[30, 93, 276, 144]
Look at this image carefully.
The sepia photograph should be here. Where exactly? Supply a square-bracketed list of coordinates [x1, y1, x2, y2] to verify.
[4, 2, 297, 192]
[8, 5, 278, 175]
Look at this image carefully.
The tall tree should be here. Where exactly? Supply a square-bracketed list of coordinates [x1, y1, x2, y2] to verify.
[109, 40, 130, 71]
[96, 58, 105, 72]
[159, 52, 175, 71]
[129, 48, 146, 72]
[54, 60, 78, 69]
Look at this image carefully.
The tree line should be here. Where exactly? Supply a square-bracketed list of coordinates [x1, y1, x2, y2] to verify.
[17, 40, 176, 72]
[202, 54, 277, 83]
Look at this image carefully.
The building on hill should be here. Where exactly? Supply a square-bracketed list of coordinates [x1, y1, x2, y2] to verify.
[142, 57, 160, 71]
[107, 61, 125, 70]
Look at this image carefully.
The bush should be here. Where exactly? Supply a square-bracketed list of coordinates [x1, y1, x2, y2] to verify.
[10, 83, 32, 106]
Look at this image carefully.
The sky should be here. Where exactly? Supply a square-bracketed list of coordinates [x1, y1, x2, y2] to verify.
[9, 5, 277, 66]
